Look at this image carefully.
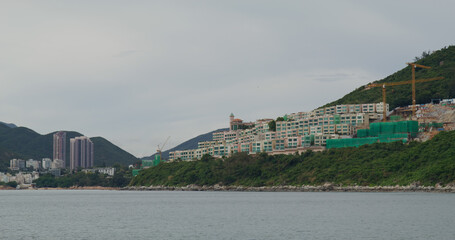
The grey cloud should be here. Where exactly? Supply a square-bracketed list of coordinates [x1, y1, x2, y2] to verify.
[113, 50, 141, 58]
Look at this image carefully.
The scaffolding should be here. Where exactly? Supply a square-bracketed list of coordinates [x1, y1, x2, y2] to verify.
[328, 120, 417, 149]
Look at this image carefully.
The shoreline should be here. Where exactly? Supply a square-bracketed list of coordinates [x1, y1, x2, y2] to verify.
[3, 184, 455, 193]
[0, 186, 121, 191]
[121, 183, 455, 193]
[38, 186, 121, 190]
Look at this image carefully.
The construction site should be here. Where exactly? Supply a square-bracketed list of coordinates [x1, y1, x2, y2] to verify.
[150, 62, 455, 163]
[327, 102, 455, 149]
[328, 63, 454, 148]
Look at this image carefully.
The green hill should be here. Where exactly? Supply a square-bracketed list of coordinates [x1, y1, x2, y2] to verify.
[130, 130, 455, 187]
[131, 46, 455, 187]
[91, 137, 139, 167]
[322, 45, 455, 109]
[0, 123, 138, 171]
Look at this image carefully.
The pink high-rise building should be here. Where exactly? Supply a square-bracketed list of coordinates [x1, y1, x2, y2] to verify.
[70, 136, 94, 170]
[53, 131, 66, 168]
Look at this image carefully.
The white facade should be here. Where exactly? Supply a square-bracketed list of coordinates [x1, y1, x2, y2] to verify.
[42, 158, 52, 169]
[26, 159, 40, 170]
[52, 159, 65, 169]
[169, 102, 386, 161]
[6, 172, 39, 185]
[10, 159, 25, 171]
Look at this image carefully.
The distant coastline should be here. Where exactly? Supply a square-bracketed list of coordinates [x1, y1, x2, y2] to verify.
[0, 186, 120, 191]
[38, 186, 121, 190]
[121, 184, 455, 193]
[2, 184, 455, 193]
[0, 185, 15, 190]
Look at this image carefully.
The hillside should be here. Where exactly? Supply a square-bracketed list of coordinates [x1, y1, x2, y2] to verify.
[0, 123, 138, 170]
[131, 46, 455, 187]
[0, 121, 17, 128]
[0, 146, 23, 172]
[131, 130, 455, 187]
[142, 128, 229, 160]
[91, 137, 139, 167]
[322, 45, 455, 109]
[143, 46, 455, 162]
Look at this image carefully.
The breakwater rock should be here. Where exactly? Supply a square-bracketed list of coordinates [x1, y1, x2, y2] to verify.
[122, 183, 455, 193]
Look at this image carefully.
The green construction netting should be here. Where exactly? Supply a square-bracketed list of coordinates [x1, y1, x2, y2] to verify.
[378, 133, 408, 143]
[390, 115, 402, 121]
[132, 169, 141, 177]
[326, 137, 379, 149]
[419, 122, 444, 128]
[142, 160, 153, 167]
[357, 129, 369, 138]
[369, 121, 418, 137]
[153, 159, 160, 166]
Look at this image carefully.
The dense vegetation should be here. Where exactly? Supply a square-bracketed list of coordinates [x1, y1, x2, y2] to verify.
[322, 46, 455, 109]
[0, 145, 23, 172]
[33, 164, 132, 188]
[0, 181, 18, 188]
[131, 130, 455, 187]
[0, 124, 138, 168]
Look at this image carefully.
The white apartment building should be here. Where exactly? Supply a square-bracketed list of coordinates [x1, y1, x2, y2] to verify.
[169, 103, 386, 161]
[42, 158, 52, 169]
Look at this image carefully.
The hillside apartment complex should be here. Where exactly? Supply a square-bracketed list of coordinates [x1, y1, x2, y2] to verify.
[169, 103, 389, 161]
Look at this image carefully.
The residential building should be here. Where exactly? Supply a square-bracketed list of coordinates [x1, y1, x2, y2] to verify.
[375, 102, 390, 114]
[169, 102, 387, 161]
[10, 159, 25, 171]
[26, 159, 40, 170]
[82, 167, 115, 176]
[8, 172, 40, 185]
[70, 136, 94, 170]
[42, 158, 52, 169]
[53, 131, 66, 168]
[48, 168, 61, 177]
[52, 159, 65, 169]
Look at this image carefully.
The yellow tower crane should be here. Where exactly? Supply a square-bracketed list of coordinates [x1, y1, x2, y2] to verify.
[407, 63, 432, 117]
[366, 76, 444, 122]
[156, 136, 170, 162]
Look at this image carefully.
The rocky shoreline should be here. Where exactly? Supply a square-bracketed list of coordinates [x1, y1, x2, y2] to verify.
[4, 183, 454, 193]
[0, 186, 121, 190]
[0, 185, 15, 190]
[37, 186, 121, 190]
[121, 183, 455, 193]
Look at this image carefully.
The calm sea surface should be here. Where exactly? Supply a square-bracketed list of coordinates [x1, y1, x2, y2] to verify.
[0, 190, 454, 240]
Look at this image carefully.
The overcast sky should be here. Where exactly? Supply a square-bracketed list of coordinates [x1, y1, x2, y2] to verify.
[1, 1, 454, 157]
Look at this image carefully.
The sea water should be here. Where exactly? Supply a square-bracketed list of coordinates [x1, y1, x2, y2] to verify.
[1, 190, 454, 239]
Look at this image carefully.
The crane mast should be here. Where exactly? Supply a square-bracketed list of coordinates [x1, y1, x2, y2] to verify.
[408, 63, 431, 118]
[156, 136, 170, 162]
[367, 69, 443, 122]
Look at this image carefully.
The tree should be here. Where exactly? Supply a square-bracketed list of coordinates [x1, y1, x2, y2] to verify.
[112, 172, 128, 187]
[268, 120, 276, 132]
[414, 50, 432, 62]
[6, 181, 18, 188]
[201, 154, 213, 162]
